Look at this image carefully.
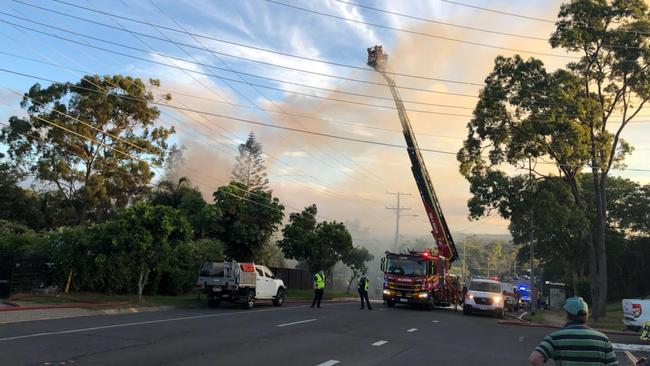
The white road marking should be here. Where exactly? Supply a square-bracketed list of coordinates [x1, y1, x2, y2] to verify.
[276, 318, 317, 327]
[316, 360, 340, 366]
[407, 328, 418, 332]
[372, 340, 388, 346]
[432, 320, 439, 323]
[612, 343, 650, 352]
[0, 305, 309, 342]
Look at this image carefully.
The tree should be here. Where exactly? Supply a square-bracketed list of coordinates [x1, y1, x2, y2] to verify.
[458, 0, 650, 317]
[342, 246, 373, 294]
[278, 204, 353, 276]
[213, 182, 284, 261]
[0, 163, 45, 230]
[231, 132, 269, 191]
[149, 177, 221, 239]
[1, 75, 175, 224]
[111, 202, 192, 302]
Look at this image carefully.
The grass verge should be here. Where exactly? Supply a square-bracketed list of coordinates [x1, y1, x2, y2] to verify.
[9, 292, 200, 308]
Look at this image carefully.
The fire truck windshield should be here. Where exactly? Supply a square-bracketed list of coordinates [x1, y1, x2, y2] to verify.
[386, 257, 427, 276]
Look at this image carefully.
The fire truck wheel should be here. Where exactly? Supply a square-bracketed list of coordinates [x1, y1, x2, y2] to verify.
[386, 300, 395, 307]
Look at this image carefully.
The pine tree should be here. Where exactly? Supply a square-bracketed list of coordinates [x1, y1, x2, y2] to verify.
[231, 132, 269, 191]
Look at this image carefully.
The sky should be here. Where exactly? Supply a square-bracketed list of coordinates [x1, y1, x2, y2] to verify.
[0, 0, 648, 248]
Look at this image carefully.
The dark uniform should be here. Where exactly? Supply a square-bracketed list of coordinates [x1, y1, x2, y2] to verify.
[358, 275, 372, 310]
[311, 272, 325, 308]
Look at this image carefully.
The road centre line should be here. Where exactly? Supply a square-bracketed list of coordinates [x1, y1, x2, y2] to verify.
[407, 328, 418, 332]
[276, 318, 317, 327]
[372, 340, 388, 346]
[316, 360, 340, 366]
[432, 320, 439, 323]
[0, 305, 310, 342]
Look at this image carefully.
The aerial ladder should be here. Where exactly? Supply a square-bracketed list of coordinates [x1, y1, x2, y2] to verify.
[367, 45, 459, 264]
[369, 46, 461, 308]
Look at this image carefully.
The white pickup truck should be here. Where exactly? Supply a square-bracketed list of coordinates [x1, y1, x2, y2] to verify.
[197, 261, 286, 309]
[623, 298, 650, 331]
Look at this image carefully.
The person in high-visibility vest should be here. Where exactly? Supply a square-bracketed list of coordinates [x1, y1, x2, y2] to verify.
[358, 274, 373, 310]
[311, 271, 325, 308]
[641, 320, 650, 342]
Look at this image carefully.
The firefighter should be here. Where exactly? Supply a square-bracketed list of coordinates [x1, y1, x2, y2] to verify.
[358, 274, 373, 310]
[311, 271, 325, 308]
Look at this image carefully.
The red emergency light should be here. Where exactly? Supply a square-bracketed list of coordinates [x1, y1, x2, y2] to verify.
[422, 251, 430, 258]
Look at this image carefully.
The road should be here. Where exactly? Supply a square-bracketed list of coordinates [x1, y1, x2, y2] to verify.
[0, 301, 646, 365]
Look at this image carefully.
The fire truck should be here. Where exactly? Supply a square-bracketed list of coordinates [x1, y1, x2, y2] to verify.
[368, 45, 460, 309]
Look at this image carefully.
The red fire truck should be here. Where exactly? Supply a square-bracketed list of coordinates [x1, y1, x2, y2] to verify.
[368, 45, 460, 309]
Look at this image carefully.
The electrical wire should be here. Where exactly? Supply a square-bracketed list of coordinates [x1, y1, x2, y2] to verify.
[20, 0, 485, 86]
[333, 0, 548, 41]
[263, 0, 573, 59]
[143, 0, 388, 186]
[0, 103, 374, 230]
[439, 0, 555, 23]
[0, 14, 383, 207]
[3, 68, 648, 174]
[4, 12, 649, 123]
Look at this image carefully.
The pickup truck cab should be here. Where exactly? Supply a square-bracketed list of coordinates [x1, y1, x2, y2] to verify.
[197, 261, 286, 309]
[464, 278, 505, 318]
[623, 298, 650, 331]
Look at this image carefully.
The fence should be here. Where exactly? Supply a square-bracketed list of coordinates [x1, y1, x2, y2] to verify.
[269, 267, 312, 290]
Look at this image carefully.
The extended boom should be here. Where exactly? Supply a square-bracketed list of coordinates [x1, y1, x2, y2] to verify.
[367, 45, 459, 264]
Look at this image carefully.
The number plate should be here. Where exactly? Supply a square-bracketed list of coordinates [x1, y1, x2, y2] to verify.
[212, 287, 221, 292]
[399, 298, 408, 303]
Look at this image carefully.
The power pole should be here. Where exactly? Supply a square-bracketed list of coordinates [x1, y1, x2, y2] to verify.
[528, 157, 536, 314]
[386, 192, 415, 249]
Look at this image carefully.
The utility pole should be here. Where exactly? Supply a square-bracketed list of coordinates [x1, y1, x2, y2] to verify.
[528, 157, 536, 314]
[386, 192, 416, 249]
[462, 240, 467, 281]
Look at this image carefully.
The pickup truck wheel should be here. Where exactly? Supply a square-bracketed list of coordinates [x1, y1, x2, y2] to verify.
[242, 290, 255, 309]
[273, 289, 285, 306]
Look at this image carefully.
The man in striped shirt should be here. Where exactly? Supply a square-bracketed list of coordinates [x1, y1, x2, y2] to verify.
[529, 297, 618, 365]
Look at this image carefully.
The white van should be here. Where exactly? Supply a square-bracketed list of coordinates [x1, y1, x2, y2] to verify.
[464, 278, 505, 318]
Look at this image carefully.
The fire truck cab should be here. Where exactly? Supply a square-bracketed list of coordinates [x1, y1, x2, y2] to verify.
[381, 250, 454, 310]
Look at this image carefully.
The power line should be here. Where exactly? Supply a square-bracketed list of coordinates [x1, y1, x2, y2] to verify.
[333, 0, 548, 40]
[0, 15, 383, 207]
[0, 102, 372, 229]
[4, 12, 649, 123]
[0, 48, 466, 141]
[0, 15, 479, 116]
[127, 0, 388, 192]
[263, 0, 573, 59]
[2, 67, 650, 174]
[439, 0, 555, 23]
[20, 0, 485, 86]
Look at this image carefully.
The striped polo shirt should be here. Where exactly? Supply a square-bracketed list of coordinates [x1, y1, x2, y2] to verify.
[535, 323, 618, 365]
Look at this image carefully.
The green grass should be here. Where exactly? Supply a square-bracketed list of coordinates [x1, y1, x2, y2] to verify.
[528, 308, 545, 323]
[589, 303, 625, 331]
[13, 292, 200, 308]
[527, 302, 627, 332]
[285, 289, 353, 301]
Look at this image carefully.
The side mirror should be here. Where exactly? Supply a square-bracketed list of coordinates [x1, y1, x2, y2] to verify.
[380, 258, 386, 272]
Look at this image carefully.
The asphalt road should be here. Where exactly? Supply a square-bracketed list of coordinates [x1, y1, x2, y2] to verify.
[0, 301, 646, 366]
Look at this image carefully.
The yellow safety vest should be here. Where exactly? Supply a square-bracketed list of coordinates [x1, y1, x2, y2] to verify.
[358, 277, 369, 291]
[314, 273, 325, 289]
[641, 321, 650, 342]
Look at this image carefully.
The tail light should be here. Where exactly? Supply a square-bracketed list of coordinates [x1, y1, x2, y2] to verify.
[633, 303, 642, 318]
